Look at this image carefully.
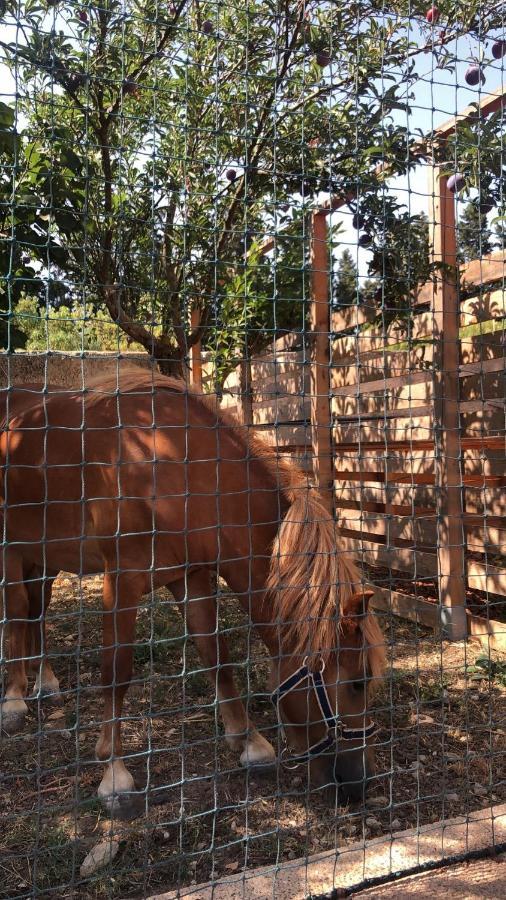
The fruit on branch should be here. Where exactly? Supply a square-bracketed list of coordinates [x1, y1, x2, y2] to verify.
[226, 168, 237, 182]
[425, 6, 440, 24]
[122, 79, 139, 97]
[202, 20, 213, 36]
[465, 64, 485, 86]
[358, 233, 372, 247]
[352, 212, 365, 229]
[316, 50, 331, 67]
[492, 40, 506, 60]
[476, 196, 493, 214]
[78, 10, 88, 24]
[447, 173, 465, 193]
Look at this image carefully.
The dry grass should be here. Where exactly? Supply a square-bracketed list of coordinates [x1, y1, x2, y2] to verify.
[1, 574, 505, 899]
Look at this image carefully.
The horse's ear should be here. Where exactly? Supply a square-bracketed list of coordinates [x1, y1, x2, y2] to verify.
[344, 589, 375, 617]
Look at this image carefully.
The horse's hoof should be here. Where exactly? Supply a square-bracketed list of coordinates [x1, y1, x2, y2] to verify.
[100, 790, 144, 821]
[30, 688, 64, 707]
[240, 734, 276, 768]
[0, 705, 28, 735]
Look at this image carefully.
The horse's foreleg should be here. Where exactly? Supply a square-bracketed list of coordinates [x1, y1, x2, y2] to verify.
[172, 571, 275, 768]
[26, 571, 61, 703]
[95, 571, 143, 819]
[1, 556, 30, 734]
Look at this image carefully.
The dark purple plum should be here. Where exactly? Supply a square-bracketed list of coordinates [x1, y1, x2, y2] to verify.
[358, 233, 372, 248]
[492, 40, 506, 60]
[226, 168, 237, 182]
[465, 65, 485, 86]
[202, 20, 213, 36]
[477, 196, 493, 214]
[352, 212, 365, 229]
[316, 50, 331, 67]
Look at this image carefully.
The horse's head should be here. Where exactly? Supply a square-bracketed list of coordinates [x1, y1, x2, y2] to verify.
[271, 589, 385, 803]
[266, 485, 385, 803]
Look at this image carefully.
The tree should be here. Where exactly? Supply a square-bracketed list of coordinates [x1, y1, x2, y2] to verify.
[458, 201, 492, 262]
[2, 1, 506, 376]
[13, 296, 141, 352]
[333, 250, 359, 309]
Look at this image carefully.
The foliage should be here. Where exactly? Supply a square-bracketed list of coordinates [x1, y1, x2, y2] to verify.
[13, 296, 141, 352]
[366, 209, 431, 323]
[467, 654, 506, 688]
[457, 201, 492, 262]
[1, 1, 506, 375]
[333, 250, 359, 309]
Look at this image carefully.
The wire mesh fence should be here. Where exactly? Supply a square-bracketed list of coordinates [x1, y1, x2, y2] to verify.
[0, 2, 505, 898]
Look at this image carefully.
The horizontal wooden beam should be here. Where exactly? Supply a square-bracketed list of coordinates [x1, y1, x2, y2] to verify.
[417, 252, 506, 303]
[335, 434, 505, 453]
[368, 583, 506, 650]
[433, 86, 506, 141]
[334, 470, 506, 487]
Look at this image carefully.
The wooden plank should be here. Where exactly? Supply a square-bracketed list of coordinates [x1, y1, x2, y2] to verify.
[459, 355, 505, 377]
[467, 613, 506, 652]
[334, 470, 506, 487]
[467, 561, 506, 597]
[368, 585, 439, 629]
[429, 165, 467, 639]
[334, 435, 505, 453]
[341, 513, 505, 557]
[310, 211, 334, 514]
[332, 369, 432, 398]
[334, 405, 433, 423]
[190, 309, 203, 389]
[417, 252, 506, 304]
[369, 584, 506, 650]
[238, 358, 253, 426]
[434, 86, 506, 140]
[330, 303, 377, 335]
[334, 498, 435, 518]
[331, 349, 503, 398]
[460, 289, 506, 324]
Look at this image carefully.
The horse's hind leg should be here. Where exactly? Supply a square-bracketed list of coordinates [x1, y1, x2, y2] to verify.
[26, 570, 62, 703]
[95, 570, 144, 819]
[1, 555, 30, 734]
[171, 570, 275, 768]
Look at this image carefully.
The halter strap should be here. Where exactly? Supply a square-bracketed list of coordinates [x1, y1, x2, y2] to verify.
[271, 659, 377, 769]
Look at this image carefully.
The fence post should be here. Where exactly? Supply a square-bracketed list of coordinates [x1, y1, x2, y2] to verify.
[190, 308, 203, 389]
[310, 211, 334, 515]
[239, 356, 253, 426]
[430, 165, 467, 641]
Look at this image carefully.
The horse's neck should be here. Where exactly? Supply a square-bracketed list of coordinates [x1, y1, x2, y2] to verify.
[218, 482, 289, 658]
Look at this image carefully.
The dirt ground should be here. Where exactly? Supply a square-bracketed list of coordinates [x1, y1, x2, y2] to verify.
[1, 574, 505, 899]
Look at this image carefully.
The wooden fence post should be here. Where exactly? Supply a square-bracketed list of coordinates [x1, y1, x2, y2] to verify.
[310, 211, 334, 515]
[190, 308, 203, 389]
[430, 165, 467, 641]
[239, 356, 253, 426]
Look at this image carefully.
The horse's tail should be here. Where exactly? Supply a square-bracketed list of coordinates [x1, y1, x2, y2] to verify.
[266, 487, 361, 658]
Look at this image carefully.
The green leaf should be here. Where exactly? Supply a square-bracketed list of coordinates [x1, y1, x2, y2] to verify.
[0, 102, 15, 128]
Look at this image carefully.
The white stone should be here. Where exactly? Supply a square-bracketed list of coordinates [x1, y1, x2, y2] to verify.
[80, 840, 119, 878]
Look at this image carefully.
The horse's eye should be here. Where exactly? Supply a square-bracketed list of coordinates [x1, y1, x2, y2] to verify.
[351, 680, 365, 694]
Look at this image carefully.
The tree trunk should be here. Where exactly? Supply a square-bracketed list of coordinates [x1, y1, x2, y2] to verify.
[156, 352, 188, 380]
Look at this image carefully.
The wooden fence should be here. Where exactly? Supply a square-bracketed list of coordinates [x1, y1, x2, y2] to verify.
[197, 88, 506, 647]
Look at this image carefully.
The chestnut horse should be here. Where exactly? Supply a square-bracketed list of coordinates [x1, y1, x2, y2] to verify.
[0, 373, 384, 817]
[0, 386, 60, 703]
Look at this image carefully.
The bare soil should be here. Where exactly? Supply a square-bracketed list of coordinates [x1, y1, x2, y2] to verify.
[1, 574, 505, 899]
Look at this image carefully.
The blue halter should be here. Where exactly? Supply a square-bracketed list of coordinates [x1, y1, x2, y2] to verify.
[271, 658, 377, 768]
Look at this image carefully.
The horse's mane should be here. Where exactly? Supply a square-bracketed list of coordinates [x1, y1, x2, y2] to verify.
[84, 368, 384, 674]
